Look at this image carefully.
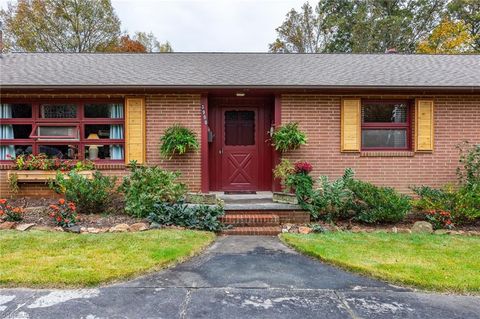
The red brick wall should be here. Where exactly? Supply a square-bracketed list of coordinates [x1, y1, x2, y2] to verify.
[145, 94, 202, 191]
[281, 94, 480, 193]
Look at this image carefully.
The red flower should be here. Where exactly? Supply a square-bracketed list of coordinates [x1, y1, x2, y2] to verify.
[294, 161, 313, 174]
[49, 205, 59, 211]
[58, 199, 65, 205]
[0, 199, 6, 205]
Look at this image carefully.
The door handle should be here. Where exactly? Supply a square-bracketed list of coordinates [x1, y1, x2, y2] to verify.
[219, 148, 223, 155]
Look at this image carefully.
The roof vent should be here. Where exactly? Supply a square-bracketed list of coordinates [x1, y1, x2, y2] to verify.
[385, 48, 397, 54]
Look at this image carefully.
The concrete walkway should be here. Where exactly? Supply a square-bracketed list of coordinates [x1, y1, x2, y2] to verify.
[1, 236, 479, 318]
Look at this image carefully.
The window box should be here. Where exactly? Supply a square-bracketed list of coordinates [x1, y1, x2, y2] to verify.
[8, 170, 94, 183]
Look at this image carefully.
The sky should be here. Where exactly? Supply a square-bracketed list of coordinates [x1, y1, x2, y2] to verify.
[0, 0, 310, 52]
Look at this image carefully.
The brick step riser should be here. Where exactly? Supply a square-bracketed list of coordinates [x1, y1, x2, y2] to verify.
[224, 210, 310, 224]
[222, 230, 281, 236]
[222, 222, 280, 227]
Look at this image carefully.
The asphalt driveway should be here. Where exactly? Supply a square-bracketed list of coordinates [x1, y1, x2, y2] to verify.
[1, 236, 479, 318]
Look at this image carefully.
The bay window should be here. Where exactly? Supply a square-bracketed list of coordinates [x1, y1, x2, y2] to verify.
[361, 101, 411, 150]
[0, 101, 125, 161]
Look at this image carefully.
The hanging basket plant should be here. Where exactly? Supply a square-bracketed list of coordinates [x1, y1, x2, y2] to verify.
[271, 122, 307, 152]
[160, 124, 199, 159]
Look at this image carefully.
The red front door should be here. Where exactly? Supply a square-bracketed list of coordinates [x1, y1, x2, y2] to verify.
[208, 96, 274, 192]
[221, 108, 258, 191]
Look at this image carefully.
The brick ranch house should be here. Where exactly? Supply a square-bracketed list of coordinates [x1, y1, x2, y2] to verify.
[0, 52, 479, 198]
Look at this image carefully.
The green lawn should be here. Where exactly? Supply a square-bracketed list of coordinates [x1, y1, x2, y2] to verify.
[281, 232, 480, 293]
[0, 229, 215, 288]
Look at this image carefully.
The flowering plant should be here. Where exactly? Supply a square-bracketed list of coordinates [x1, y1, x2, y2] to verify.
[0, 198, 24, 222]
[13, 153, 94, 171]
[294, 161, 313, 174]
[49, 199, 77, 227]
[424, 210, 454, 230]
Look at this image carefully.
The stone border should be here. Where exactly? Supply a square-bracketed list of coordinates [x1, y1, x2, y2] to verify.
[0, 222, 170, 234]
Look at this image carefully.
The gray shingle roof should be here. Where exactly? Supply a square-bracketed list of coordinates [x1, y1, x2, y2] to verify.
[1, 52, 479, 88]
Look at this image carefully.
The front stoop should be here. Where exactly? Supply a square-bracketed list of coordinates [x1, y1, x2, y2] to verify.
[216, 192, 310, 235]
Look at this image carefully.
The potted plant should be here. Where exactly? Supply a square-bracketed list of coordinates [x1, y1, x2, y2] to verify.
[160, 124, 199, 159]
[272, 159, 298, 204]
[271, 122, 307, 152]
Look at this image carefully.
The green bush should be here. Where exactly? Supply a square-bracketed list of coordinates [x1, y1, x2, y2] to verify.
[121, 163, 186, 218]
[289, 168, 411, 224]
[310, 168, 355, 221]
[160, 124, 199, 159]
[49, 171, 117, 214]
[147, 202, 224, 232]
[347, 179, 412, 224]
[271, 122, 307, 152]
[413, 143, 480, 224]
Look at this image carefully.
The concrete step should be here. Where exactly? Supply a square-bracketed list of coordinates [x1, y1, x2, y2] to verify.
[221, 226, 282, 236]
[220, 214, 280, 227]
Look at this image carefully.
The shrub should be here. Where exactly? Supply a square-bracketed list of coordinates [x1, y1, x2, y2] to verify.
[49, 199, 77, 228]
[147, 202, 224, 232]
[347, 179, 412, 224]
[413, 143, 480, 224]
[160, 124, 199, 159]
[288, 168, 411, 224]
[424, 210, 454, 230]
[49, 171, 117, 214]
[0, 198, 24, 222]
[457, 142, 480, 187]
[271, 122, 307, 152]
[121, 163, 186, 218]
[310, 168, 355, 221]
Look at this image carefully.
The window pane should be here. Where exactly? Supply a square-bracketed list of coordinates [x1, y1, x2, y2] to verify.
[5, 103, 32, 119]
[0, 145, 32, 160]
[362, 103, 407, 123]
[39, 145, 78, 159]
[37, 126, 78, 139]
[85, 145, 124, 160]
[40, 104, 77, 118]
[84, 103, 123, 118]
[362, 129, 407, 148]
[11, 125, 32, 139]
[84, 124, 124, 139]
[225, 111, 255, 146]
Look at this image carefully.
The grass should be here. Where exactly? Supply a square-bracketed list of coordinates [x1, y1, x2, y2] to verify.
[0, 229, 215, 288]
[281, 232, 480, 293]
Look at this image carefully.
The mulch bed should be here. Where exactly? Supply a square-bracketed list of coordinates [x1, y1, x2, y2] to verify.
[8, 198, 145, 229]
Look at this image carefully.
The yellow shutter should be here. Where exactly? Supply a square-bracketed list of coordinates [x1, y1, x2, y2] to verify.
[125, 97, 146, 164]
[415, 99, 434, 152]
[341, 99, 361, 152]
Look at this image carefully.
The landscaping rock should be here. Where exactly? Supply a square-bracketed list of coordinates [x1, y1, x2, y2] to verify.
[282, 223, 293, 233]
[53, 227, 64, 232]
[15, 223, 36, 231]
[0, 221, 16, 230]
[351, 226, 362, 233]
[149, 222, 162, 229]
[130, 223, 149, 232]
[396, 227, 412, 234]
[468, 231, 480, 236]
[87, 227, 100, 234]
[64, 225, 81, 233]
[80, 227, 88, 233]
[109, 223, 130, 233]
[411, 221, 433, 233]
[32, 225, 55, 232]
[298, 226, 312, 234]
[434, 229, 449, 235]
[288, 225, 298, 234]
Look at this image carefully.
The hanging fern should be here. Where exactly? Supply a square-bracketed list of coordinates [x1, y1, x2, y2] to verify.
[271, 122, 307, 152]
[160, 124, 199, 159]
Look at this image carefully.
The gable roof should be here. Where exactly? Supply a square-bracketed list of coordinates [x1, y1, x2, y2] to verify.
[1, 52, 479, 89]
